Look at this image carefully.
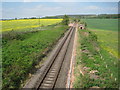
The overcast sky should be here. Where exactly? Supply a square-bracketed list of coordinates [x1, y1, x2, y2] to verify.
[2, 2, 118, 19]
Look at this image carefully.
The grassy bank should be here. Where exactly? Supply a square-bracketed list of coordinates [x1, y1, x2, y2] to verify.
[74, 29, 118, 88]
[2, 24, 68, 89]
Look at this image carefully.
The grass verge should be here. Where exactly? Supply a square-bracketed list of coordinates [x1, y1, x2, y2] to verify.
[73, 29, 118, 88]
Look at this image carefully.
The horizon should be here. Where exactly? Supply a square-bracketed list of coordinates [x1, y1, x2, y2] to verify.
[1, 14, 119, 20]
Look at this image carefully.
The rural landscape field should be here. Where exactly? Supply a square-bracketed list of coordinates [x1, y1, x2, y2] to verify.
[1, 1, 119, 89]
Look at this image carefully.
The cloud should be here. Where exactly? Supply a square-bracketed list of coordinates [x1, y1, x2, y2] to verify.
[86, 6, 100, 10]
[21, 5, 63, 17]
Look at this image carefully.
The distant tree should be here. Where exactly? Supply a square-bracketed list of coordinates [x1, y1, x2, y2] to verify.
[79, 16, 82, 19]
[23, 18, 28, 19]
[15, 18, 17, 20]
[73, 18, 77, 22]
[84, 22, 87, 27]
[62, 15, 69, 25]
[78, 19, 81, 22]
[30, 17, 37, 19]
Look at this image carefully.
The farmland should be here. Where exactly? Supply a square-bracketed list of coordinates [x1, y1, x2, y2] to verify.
[1, 19, 62, 32]
[2, 19, 68, 89]
[83, 19, 118, 31]
[73, 19, 118, 88]
[91, 30, 118, 58]
[84, 19, 118, 58]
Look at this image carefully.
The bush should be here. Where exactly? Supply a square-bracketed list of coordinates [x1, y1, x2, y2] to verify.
[62, 15, 69, 25]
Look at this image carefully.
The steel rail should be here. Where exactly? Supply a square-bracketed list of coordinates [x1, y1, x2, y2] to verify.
[37, 24, 76, 89]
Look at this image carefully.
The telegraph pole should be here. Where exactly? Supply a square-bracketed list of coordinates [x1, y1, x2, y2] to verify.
[39, 17, 40, 30]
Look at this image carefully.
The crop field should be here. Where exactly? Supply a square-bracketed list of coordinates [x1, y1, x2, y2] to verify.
[83, 19, 118, 31]
[91, 30, 118, 58]
[2, 22, 68, 88]
[84, 19, 118, 58]
[1, 19, 62, 32]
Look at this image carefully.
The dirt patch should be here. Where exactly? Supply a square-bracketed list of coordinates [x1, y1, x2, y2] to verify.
[89, 70, 99, 80]
[82, 49, 90, 54]
[89, 86, 100, 89]
[90, 74, 99, 80]
[83, 67, 90, 71]
[79, 66, 85, 76]
[83, 32, 89, 37]
[89, 70, 98, 74]
[69, 23, 74, 27]
[89, 57, 94, 60]
[95, 64, 100, 66]
[95, 47, 100, 51]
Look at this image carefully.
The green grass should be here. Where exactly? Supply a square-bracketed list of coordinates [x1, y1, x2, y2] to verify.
[74, 29, 118, 88]
[83, 19, 118, 31]
[2, 24, 68, 89]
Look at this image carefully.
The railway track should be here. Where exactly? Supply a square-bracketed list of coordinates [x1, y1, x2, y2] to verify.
[34, 24, 76, 89]
[23, 23, 76, 89]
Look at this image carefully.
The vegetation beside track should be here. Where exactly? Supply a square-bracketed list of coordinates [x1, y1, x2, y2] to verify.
[74, 29, 118, 88]
[2, 24, 68, 89]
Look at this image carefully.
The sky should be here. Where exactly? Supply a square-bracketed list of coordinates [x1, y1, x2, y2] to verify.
[2, 0, 120, 2]
[1, 1, 119, 19]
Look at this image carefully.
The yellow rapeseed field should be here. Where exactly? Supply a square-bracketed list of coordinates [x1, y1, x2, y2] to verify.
[1, 19, 62, 32]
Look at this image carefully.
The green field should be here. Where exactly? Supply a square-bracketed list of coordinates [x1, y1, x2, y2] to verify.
[84, 19, 118, 58]
[83, 19, 118, 31]
[91, 30, 118, 58]
[2, 20, 68, 88]
[1, 19, 62, 32]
